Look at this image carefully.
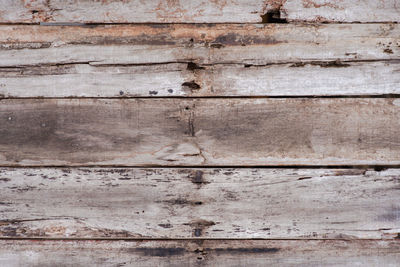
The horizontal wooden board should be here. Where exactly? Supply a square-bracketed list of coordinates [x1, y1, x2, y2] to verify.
[1, 239, 400, 266]
[283, 0, 400, 23]
[1, 61, 400, 97]
[2, 0, 400, 23]
[0, 168, 399, 239]
[1, 98, 400, 166]
[0, 24, 399, 68]
[3, 0, 266, 23]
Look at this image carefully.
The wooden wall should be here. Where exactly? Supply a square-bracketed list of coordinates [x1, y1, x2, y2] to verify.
[0, 0, 399, 266]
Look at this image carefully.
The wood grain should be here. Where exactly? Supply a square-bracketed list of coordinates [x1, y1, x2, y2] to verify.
[0, 24, 398, 68]
[2, 0, 399, 264]
[1, 239, 400, 266]
[2, 0, 400, 23]
[1, 168, 399, 239]
[1, 98, 400, 166]
[2, 0, 267, 23]
[1, 61, 400, 97]
[283, 0, 400, 23]
[0, 24, 399, 97]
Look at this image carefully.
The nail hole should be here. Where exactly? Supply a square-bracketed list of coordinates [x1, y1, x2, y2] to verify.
[182, 81, 201, 90]
[187, 62, 204, 71]
[261, 9, 287, 23]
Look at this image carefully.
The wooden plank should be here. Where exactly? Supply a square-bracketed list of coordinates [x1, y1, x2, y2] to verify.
[0, 168, 399, 239]
[0, 24, 398, 68]
[1, 0, 400, 23]
[283, 0, 400, 23]
[1, 61, 400, 97]
[1, 240, 400, 266]
[1, 0, 267, 23]
[1, 98, 400, 166]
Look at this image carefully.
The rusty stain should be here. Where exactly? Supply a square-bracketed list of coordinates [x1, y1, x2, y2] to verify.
[23, 0, 55, 22]
[213, 33, 282, 46]
[302, 0, 342, 9]
[155, 0, 188, 22]
[0, 24, 286, 48]
[263, 0, 287, 11]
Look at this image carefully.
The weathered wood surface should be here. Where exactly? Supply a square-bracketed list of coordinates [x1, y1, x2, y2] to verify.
[1, 98, 400, 166]
[1, 24, 398, 97]
[283, 0, 400, 23]
[1, 239, 400, 266]
[3, 0, 267, 23]
[2, 1, 399, 266]
[0, 24, 398, 68]
[2, 61, 400, 97]
[1, 168, 399, 239]
[2, 0, 400, 23]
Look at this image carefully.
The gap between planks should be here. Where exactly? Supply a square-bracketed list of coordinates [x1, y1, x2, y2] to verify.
[0, 239, 400, 243]
[0, 165, 399, 169]
[1, 22, 397, 26]
[1, 95, 400, 100]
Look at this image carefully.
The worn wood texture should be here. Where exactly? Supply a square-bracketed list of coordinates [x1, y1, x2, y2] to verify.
[1, 168, 399, 239]
[1, 98, 400, 166]
[2, 1, 399, 265]
[2, 0, 400, 23]
[283, 0, 400, 23]
[1, 239, 400, 266]
[2, 0, 267, 23]
[2, 61, 400, 97]
[0, 24, 398, 68]
[0, 24, 399, 97]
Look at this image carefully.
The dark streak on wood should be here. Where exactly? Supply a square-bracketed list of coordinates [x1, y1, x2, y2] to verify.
[1, 99, 400, 166]
[0, 239, 399, 266]
[133, 247, 186, 257]
[209, 247, 280, 254]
